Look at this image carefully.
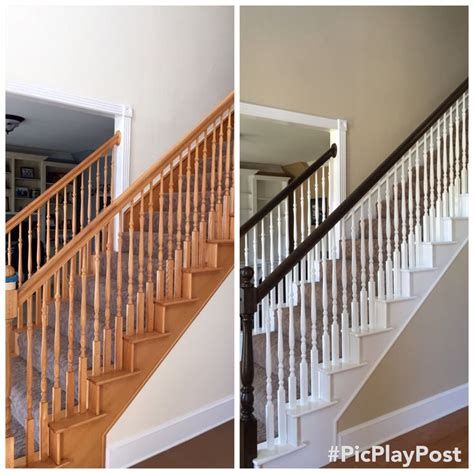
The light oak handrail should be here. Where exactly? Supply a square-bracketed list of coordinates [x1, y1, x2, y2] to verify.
[6, 131, 121, 233]
[17, 92, 234, 304]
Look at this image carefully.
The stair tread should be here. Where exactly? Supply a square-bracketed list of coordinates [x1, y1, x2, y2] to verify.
[88, 369, 141, 386]
[155, 297, 198, 306]
[49, 410, 108, 434]
[123, 331, 171, 344]
[183, 266, 222, 274]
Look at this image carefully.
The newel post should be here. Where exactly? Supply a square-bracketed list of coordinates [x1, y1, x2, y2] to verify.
[5, 265, 18, 468]
[240, 266, 257, 468]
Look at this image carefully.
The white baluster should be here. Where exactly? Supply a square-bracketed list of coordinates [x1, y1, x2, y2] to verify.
[408, 151, 416, 268]
[422, 134, 430, 242]
[461, 93, 467, 194]
[414, 142, 422, 267]
[269, 211, 275, 312]
[448, 105, 455, 217]
[299, 257, 308, 403]
[429, 127, 436, 241]
[261, 218, 267, 330]
[393, 168, 401, 297]
[264, 295, 274, 447]
[244, 233, 249, 267]
[321, 234, 330, 368]
[252, 226, 259, 331]
[314, 171, 320, 281]
[367, 193, 376, 327]
[321, 166, 327, 258]
[385, 178, 393, 298]
[310, 253, 319, 400]
[306, 177, 312, 282]
[276, 280, 287, 444]
[284, 198, 291, 306]
[377, 185, 385, 296]
[401, 158, 408, 270]
[359, 201, 368, 331]
[442, 112, 449, 218]
[436, 118, 443, 240]
[331, 230, 340, 365]
[340, 220, 350, 362]
[454, 99, 461, 216]
[288, 282, 297, 408]
[351, 212, 360, 332]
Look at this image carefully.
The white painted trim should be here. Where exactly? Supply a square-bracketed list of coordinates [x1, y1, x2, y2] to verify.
[338, 383, 468, 452]
[333, 236, 469, 447]
[6, 80, 132, 199]
[105, 395, 234, 468]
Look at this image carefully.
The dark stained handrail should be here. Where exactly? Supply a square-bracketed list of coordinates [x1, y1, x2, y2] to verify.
[256, 78, 468, 303]
[240, 143, 338, 236]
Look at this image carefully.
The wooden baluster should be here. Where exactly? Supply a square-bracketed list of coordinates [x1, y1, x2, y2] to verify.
[5, 267, 15, 467]
[454, 100, 461, 215]
[103, 222, 113, 369]
[115, 213, 124, 369]
[92, 234, 101, 375]
[146, 184, 155, 331]
[359, 202, 368, 331]
[36, 208, 41, 274]
[66, 257, 75, 416]
[385, 178, 393, 298]
[436, 118, 443, 240]
[448, 106, 455, 216]
[276, 279, 287, 443]
[27, 216, 32, 280]
[422, 134, 430, 242]
[25, 293, 34, 461]
[442, 112, 449, 217]
[331, 229, 340, 364]
[55, 193, 59, 257]
[414, 142, 421, 267]
[184, 150, 192, 269]
[52, 271, 62, 419]
[216, 118, 224, 239]
[223, 109, 232, 239]
[167, 166, 175, 296]
[88, 165, 93, 226]
[408, 151, 416, 268]
[39, 285, 48, 459]
[288, 279, 297, 408]
[264, 294, 274, 448]
[299, 253, 309, 401]
[461, 93, 467, 194]
[367, 193, 376, 327]
[192, 145, 200, 268]
[96, 158, 101, 219]
[46, 200, 51, 263]
[351, 211, 360, 332]
[429, 127, 436, 241]
[208, 128, 217, 240]
[79, 249, 88, 413]
[72, 178, 77, 237]
[175, 160, 184, 298]
[137, 193, 146, 331]
[341, 220, 350, 361]
[104, 150, 109, 207]
[157, 176, 165, 299]
[63, 187, 68, 247]
[199, 138, 208, 266]
[401, 158, 408, 269]
[80, 173, 85, 232]
[321, 231, 330, 368]
[393, 168, 401, 297]
[126, 204, 135, 335]
[7, 231, 12, 267]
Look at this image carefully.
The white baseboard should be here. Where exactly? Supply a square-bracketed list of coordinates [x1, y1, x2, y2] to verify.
[338, 383, 468, 452]
[105, 395, 234, 468]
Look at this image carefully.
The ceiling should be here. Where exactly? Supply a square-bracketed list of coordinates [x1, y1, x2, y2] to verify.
[6, 94, 114, 155]
[240, 114, 330, 165]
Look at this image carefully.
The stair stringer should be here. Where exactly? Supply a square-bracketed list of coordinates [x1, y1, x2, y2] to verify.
[39, 242, 233, 468]
[254, 217, 468, 468]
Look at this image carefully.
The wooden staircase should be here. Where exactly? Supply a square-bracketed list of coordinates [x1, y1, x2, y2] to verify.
[5, 92, 234, 468]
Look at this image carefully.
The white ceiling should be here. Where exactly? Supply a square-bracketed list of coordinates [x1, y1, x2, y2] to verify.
[6, 94, 114, 154]
[241, 114, 330, 165]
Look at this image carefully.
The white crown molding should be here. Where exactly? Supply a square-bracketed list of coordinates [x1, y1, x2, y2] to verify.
[6, 80, 133, 118]
[105, 395, 233, 468]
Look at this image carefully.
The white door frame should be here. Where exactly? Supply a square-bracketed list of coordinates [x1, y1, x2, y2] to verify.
[241, 102, 347, 252]
[6, 80, 133, 198]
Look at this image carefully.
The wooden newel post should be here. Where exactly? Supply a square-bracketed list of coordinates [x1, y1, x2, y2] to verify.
[240, 266, 257, 468]
[5, 265, 18, 468]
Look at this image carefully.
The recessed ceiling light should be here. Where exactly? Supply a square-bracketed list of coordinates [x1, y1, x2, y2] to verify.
[6, 114, 25, 135]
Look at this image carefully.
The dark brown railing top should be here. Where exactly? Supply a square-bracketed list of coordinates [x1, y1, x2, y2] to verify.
[255, 77, 468, 303]
[240, 143, 337, 236]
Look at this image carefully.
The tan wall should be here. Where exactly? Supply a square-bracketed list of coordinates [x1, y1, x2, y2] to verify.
[241, 6, 468, 192]
[6, 6, 233, 183]
[338, 245, 468, 432]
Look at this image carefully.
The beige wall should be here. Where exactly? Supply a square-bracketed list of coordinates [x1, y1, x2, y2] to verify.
[241, 6, 468, 192]
[338, 245, 468, 432]
[6, 5, 233, 182]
